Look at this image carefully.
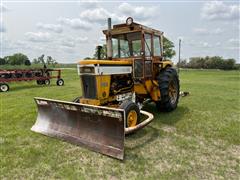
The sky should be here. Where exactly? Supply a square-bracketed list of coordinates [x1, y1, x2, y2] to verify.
[0, 0, 239, 63]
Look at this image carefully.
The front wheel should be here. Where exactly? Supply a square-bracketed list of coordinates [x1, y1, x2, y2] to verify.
[56, 79, 64, 86]
[0, 83, 9, 92]
[156, 67, 180, 112]
[120, 101, 140, 128]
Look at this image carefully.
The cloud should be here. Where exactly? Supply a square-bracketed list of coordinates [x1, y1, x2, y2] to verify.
[0, 4, 8, 12]
[61, 39, 75, 48]
[185, 38, 213, 48]
[118, 2, 156, 22]
[37, 23, 63, 33]
[76, 37, 88, 43]
[193, 27, 224, 35]
[78, 0, 99, 9]
[228, 38, 240, 49]
[61, 36, 88, 47]
[0, 22, 6, 32]
[79, 8, 121, 25]
[58, 17, 91, 30]
[201, 1, 240, 21]
[25, 32, 51, 42]
[228, 38, 239, 44]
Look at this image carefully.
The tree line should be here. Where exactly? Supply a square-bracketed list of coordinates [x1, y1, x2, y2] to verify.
[0, 53, 58, 66]
[177, 56, 239, 70]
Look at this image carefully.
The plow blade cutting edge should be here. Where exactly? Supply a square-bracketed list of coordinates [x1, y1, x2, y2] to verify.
[31, 97, 125, 160]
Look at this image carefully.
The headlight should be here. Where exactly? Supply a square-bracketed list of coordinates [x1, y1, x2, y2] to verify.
[126, 17, 133, 26]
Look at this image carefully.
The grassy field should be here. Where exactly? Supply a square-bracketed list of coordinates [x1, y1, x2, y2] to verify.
[0, 69, 239, 179]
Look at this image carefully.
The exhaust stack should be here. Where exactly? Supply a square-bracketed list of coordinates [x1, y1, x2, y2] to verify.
[107, 18, 112, 60]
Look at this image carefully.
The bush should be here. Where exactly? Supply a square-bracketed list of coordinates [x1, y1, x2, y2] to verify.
[177, 56, 237, 70]
[24, 60, 31, 66]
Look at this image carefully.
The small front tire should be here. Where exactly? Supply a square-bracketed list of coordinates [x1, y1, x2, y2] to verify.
[120, 101, 140, 128]
[56, 79, 64, 86]
[0, 83, 9, 92]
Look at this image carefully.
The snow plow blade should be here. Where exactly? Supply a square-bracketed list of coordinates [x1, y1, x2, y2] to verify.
[31, 97, 125, 160]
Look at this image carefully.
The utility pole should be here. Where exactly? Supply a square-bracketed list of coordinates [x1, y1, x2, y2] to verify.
[178, 38, 181, 73]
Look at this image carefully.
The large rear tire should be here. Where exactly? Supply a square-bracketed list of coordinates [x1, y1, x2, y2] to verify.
[156, 67, 180, 112]
[120, 101, 140, 128]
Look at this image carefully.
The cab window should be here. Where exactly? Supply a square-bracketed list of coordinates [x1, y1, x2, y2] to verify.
[144, 33, 152, 56]
[154, 36, 161, 56]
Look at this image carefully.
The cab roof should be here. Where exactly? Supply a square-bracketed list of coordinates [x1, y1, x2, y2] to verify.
[103, 22, 163, 36]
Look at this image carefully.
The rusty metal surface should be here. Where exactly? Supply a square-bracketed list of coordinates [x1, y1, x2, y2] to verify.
[31, 97, 125, 160]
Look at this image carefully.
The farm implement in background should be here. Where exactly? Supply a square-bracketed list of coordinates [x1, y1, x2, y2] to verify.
[0, 62, 64, 92]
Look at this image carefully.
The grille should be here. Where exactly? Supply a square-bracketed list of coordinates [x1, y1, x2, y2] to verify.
[81, 75, 97, 99]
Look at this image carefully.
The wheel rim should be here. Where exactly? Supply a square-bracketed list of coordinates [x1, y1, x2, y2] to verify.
[127, 110, 137, 127]
[59, 80, 63, 85]
[45, 80, 50, 85]
[1, 85, 8, 92]
[169, 81, 177, 105]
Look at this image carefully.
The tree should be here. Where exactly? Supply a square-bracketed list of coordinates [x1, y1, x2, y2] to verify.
[223, 59, 235, 70]
[84, 57, 92, 60]
[46, 56, 53, 65]
[0, 58, 6, 65]
[24, 59, 31, 66]
[33, 58, 40, 64]
[177, 59, 187, 68]
[179, 56, 237, 70]
[93, 45, 107, 59]
[4, 53, 29, 65]
[163, 36, 176, 59]
[38, 54, 45, 64]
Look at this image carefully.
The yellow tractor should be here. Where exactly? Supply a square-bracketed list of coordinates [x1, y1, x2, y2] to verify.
[31, 17, 179, 160]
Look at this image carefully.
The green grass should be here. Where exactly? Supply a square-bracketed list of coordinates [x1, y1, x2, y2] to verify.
[0, 69, 239, 179]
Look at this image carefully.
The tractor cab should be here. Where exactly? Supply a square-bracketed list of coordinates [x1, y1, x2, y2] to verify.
[102, 17, 170, 79]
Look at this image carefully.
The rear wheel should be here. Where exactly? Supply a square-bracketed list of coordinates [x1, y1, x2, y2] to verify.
[56, 79, 64, 86]
[44, 79, 50, 85]
[120, 101, 140, 128]
[36, 80, 44, 85]
[156, 67, 180, 112]
[0, 83, 9, 92]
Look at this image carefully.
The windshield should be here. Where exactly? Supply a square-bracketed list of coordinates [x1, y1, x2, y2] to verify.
[112, 32, 142, 58]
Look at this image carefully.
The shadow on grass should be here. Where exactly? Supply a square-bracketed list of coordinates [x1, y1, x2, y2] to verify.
[8, 84, 58, 91]
[125, 126, 160, 150]
[123, 103, 189, 160]
[142, 103, 189, 125]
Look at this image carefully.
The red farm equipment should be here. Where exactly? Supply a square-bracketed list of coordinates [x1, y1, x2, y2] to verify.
[0, 67, 64, 92]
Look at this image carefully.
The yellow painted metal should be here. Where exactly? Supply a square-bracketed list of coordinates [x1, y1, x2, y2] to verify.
[145, 80, 161, 101]
[80, 98, 101, 106]
[78, 59, 132, 65]
[80, 96, 117, 106]
[127, 110, 138, 127]
[161, 60, 173, 69]
[134, 80, 160, 101]
[134, 83, 148, 94]
[96, 75, 111, 100]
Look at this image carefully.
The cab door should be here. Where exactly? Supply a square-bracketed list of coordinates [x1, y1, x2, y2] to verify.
[133, 33, 153, 80]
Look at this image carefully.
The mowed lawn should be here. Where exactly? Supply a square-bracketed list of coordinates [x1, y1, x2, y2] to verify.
[0, 68, 239, 179]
